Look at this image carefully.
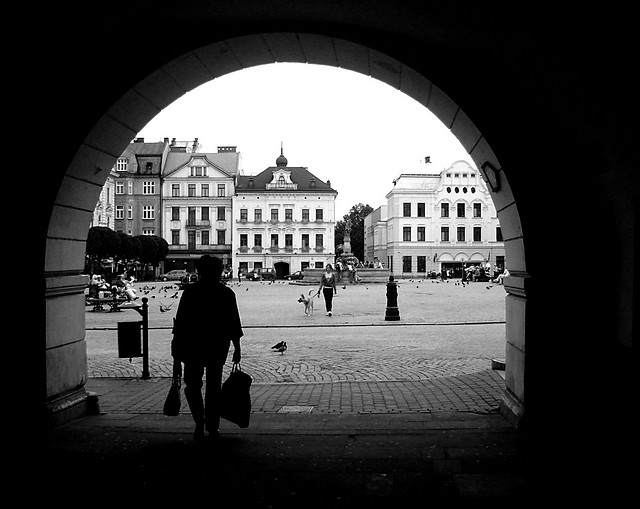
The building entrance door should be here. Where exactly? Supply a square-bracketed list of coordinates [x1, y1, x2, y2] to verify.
[274, 261, 289, 279]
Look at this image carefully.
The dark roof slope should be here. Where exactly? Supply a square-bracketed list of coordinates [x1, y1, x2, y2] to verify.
[236, 167, 337, 193]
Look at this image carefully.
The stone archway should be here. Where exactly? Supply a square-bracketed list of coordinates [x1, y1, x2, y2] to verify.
[45, 34, 525, 425]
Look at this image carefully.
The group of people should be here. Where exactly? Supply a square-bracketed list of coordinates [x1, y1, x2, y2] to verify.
[88, 273, 138, 301]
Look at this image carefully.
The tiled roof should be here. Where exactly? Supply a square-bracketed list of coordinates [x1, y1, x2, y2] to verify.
[163, 151, 240, 177]
[129, 141, 167, 156]
[236, 167, 337, 193]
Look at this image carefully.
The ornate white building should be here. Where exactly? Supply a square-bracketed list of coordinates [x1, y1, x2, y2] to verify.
[365, 160, 505, 278]
[161, 145, 241, 273]
[233, 149, 338, 278]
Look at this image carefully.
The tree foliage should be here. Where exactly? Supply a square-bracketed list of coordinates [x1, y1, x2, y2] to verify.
[85, 227, 168, 276]
[334, 203, 374, 262]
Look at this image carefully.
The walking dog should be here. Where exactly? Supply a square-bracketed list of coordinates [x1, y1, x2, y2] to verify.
[298, 289, 319, 315]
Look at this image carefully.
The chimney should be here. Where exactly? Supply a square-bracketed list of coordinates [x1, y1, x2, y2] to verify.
[134, 137, 144, 143]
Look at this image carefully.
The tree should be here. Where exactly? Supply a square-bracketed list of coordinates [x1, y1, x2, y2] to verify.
[86, 226, 121, 274]
[335, 203, 374, 262]
[135, 234, 169, 279]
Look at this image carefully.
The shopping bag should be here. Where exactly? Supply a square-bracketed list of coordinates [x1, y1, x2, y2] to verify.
[163, 359, 182, 416]
[220, 363, 252, 428]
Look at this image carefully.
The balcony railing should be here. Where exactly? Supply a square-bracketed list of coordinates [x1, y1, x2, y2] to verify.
[185, 220, 211, 228]
[169, 244, 231, 252]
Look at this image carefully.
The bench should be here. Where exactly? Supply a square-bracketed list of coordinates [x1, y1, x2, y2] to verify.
[86, 297, 128, 312]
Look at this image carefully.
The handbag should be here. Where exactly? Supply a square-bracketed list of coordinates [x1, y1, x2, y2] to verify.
[163, 359, 182, 416]
[220, 362, 252, 428]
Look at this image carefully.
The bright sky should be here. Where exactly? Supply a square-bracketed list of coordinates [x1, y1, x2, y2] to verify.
[137, 63, 474, 219]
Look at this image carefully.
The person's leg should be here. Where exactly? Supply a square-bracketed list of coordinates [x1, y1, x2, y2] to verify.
[323, 288, 333, 314]
[183, 362, 206, 439]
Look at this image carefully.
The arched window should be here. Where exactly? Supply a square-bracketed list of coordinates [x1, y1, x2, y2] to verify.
[278, 175, 286, 186]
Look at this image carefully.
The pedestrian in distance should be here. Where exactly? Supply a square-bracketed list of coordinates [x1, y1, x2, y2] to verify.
[172, 255, 243, 442]
[318, 263, 337, 316]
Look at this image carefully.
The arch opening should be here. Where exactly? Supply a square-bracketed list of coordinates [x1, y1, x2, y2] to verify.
[45, 33, 527, 426]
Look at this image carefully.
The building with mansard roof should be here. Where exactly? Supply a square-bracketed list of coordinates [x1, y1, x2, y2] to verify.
[161, 145, 241, 273]
[233, 148, 338, 278]
[365, 160, 505, 279]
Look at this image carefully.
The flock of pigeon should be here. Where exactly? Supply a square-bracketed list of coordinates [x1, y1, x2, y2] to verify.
[405, 278, 494, 290]
[136, 284, 182, 312]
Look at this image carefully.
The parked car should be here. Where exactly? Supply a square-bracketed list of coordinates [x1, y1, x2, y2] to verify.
[286, 270, 304, 280]
[160, 269, 188, 281]
[246, 268, 276, 281]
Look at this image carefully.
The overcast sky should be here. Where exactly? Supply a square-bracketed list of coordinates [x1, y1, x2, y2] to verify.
[136, 63, 474, 219]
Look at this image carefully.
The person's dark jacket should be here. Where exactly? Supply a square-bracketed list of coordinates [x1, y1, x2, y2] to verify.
[171, 280, 243, 364]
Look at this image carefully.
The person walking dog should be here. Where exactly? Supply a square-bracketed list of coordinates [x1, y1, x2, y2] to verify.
[318, 264, 337, 316]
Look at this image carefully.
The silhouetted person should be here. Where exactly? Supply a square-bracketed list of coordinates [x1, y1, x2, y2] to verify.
[172, 255, 243, 441]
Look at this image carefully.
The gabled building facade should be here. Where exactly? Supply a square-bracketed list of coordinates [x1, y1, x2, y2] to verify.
[161, 145, 241, 273]
[233, 149, 338, 278]
[365, 160, 505, 278]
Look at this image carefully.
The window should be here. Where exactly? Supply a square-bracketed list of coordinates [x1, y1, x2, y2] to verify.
[201, 184, 209, 197]
[403, 203, 411, 217]
[417, 256, 426, 272]
[217, 184, 225, 197]
[473, 226, 482, 242]
[315, 208, 323, 221]
[217, 230, 225, 245]
[315, 261, 324, 269]
[285, 208, 293, 221]
[128, 206, 133, 220]
[271, 234, 278, 247]
[254, 261, 263, 270]
[240, 208, 248, 221]
[302, 209, 309, 222]
[116, 181, 124, 194]
[145, 162, 153, 174]
[172, 184, 180, 197]
[171, 230, 180, 245]
[188, 207, 196, 224]
[402, 256, 412, 272]
[496, 227, 503, 242]
[128, 181, 133, 195]
[301, 234, 309, 249]
[441, 226, 449, 242]
[473, 203, 482, 218]
[202, 230, 210, 245]
[116, 206, 124, 219]
[278, 175, 285, 186]
[171, 207, 180, 221]
[201, 207, 209, 221]
[254, 234, 262, 247]
[457, 226, 466, 241]
[271, 208, 279, 221]
[143, 228, 155, 235]
[417, 226, 426, 241]
[143, 181, 155, 194]
[441, 203, 449, 218]
[191, 166, 205, 177]
[240, 234, 248, 247]
[457, 203, 465, 218]
[254, 209, 262, 222]
[188, 184, 196, 197]
[316, 234, 323, 248]
[417, 202, 425, 217]
[116, 158, 128, 172]
[217, 206, 225, 221]
[403, 226, 411, 241]
[301, 261, 310, 270]
[285, 234, 293, 247]
[143, 206, 155, 220]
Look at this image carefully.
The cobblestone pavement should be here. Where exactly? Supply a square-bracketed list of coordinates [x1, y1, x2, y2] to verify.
[86, 280, 507, 414]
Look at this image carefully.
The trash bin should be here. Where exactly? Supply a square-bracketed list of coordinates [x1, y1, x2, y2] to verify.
[117, 321, 142, 358]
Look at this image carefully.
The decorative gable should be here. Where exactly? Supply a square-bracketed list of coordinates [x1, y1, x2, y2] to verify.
[266, 168, 298, 190]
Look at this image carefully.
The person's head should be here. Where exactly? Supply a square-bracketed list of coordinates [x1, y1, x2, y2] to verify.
[196, 255, 223, 281]
[326, 264, 333, 272]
